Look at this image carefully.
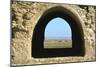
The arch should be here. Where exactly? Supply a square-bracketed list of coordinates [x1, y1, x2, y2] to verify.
[44, 17, 72, 48]
[44, 17, 72, 40]
[32, 6, 85, 58]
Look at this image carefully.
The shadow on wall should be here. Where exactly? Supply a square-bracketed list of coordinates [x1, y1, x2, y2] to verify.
[32, 6, 85, 58]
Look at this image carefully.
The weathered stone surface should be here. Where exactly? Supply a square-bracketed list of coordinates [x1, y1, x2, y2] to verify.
[11, 1, 96, 66]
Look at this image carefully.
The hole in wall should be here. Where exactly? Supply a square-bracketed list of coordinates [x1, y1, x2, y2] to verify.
[32, 6, 85, 58]
[44, 17, 72, 49]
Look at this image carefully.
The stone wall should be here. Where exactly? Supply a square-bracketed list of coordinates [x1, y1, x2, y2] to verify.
[11, 1, 96, 66]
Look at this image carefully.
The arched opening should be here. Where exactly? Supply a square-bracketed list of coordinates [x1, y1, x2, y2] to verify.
[44, 17, 72, 49]
[32, 6, 85, 58]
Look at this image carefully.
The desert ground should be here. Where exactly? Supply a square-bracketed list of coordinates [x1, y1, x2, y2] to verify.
[44, 40, 72, 48]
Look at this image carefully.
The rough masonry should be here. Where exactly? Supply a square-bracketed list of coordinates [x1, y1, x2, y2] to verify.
[11, 1, 96, 66]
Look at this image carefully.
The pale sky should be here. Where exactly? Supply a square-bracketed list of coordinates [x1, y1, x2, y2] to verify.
[45, 17, 72, 39]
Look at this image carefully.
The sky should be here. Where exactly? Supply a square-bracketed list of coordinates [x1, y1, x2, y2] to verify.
[45, 17, 72, 39]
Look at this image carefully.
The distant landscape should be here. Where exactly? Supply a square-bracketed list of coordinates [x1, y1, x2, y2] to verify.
[44, 37, 72, 48]
[45, 37, 71, 40]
